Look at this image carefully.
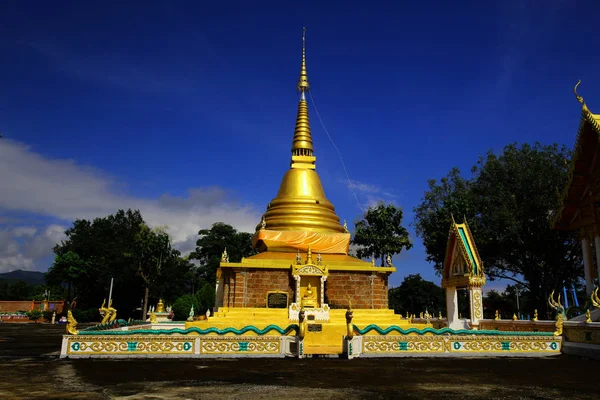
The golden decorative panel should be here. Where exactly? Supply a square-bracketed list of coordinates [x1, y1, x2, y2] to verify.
[361, 335, 560, 355]
[66, 336, 194, 355]
[563, 325, 600, 345]
[200, 337, 280, 354]
[473, 291, 483, 319]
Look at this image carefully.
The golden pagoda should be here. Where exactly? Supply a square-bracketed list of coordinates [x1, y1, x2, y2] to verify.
[186, 28, 426, 355]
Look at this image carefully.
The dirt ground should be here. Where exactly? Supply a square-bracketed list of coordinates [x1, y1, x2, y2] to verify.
[0, 323, 597, 399]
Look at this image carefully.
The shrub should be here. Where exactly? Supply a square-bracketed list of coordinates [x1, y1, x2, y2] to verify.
[195, 282, 215, 315]
[26, 309, 43, 321]
[42, 310, 56, 321]
[172, 295, 199, 321]
[72, 308, 100, 323]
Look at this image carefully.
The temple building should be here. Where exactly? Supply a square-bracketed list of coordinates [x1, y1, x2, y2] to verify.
[188, 29, 416, 353]
[215, 29, 393, 316]
[553, 81, 600, 296]
[61, 30, 567, 360]
[441, 217, 485, 329]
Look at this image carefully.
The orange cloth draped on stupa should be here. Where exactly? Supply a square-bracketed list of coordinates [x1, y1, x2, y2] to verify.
[252, 230, 350, 254]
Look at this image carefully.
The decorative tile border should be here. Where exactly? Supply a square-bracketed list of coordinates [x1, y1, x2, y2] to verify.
[80, 324, 298, 336]
[200, 337, 281, 355]
[563, 324, 600, 345]
[61, 334, 297, 358]
[354, 325, 555, 337]
[66, 335, 195, 356]
[361, 335, 561, 355]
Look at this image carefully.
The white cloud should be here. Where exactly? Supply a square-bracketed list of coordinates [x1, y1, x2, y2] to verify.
[12, 227, 37, 237]
[0, 139, 261, 273]
[343, 179, 381, 194]
[341, 179, 399, 212]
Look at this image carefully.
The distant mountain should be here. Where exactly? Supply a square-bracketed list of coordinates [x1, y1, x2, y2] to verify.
[0, 270, 46, 285]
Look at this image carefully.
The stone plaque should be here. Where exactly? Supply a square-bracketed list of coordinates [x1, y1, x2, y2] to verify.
[267, 292, 288, 308]
[308, 324, 322, 332]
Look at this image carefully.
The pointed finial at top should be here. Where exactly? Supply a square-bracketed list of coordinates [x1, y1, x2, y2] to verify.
[574, 80, 584, 105]
[306, 244, 313, 264]
[297, 27, 310, 93]
[574, 80, 590, 112]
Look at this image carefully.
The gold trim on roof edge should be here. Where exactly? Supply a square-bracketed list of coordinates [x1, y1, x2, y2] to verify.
[552, 80, 600, 229]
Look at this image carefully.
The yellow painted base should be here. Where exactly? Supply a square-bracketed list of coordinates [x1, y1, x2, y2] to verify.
[185, 307, 431, 354]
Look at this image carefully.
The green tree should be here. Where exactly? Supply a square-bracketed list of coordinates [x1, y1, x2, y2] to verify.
[189, 223, 256, 285]
[128, 224, 172, 322]
[483, 289, 516, 319]
[388, 274, 445, 316]
[48, 209, 191, 318]
[172, 294, 199, 321]
[195, 282, 216, 315]
[413, 142, 582, 316]
[352, 202, 412, 265]
[46, 251, 89, 300]
[3, 280, 35, 300]
[412, 167, 473, 274]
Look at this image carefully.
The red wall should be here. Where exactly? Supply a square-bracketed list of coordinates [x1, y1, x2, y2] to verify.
[220, 268, 389, 309]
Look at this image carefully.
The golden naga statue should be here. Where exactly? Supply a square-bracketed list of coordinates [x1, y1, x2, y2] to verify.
[298, 310, 307, 339]
[592, 287, 600, 309]
[149, 310, 158, 323]
[301, 283, 317, 308]
[66, 310, 78, 335]
[98, 299, 109, 324]
[107, 300, 117, 323]
[345, 308, 354, 339]
[156, 299, 165, 313]
[554, 314, 564, 336]
[99, 299, 117, 324]
[585, 309, 592, 323]
[548, 290, 567, 320]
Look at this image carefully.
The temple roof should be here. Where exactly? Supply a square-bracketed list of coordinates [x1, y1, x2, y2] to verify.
[553, 81, 600, 230]
[254, 28, 345, 237]
[221, 250, 395, 273]
[441, 217, 485, 288]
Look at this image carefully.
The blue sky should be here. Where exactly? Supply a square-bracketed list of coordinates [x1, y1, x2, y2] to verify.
[1, 1, 599, 289]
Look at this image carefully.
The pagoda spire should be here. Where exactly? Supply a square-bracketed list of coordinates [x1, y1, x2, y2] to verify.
[255, 28, 344, 235]
[297, 27, 310, 93]
[291, 27, 315, 169]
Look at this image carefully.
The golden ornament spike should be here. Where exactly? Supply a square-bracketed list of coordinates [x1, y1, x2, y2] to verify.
[574, 80, 584, 105]
[574, 80, 590, 113]
[291, 92, 314, 158]
[297, 27, 310, 92]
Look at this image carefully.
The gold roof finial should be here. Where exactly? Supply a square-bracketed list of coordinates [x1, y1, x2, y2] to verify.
[297, 27, 310, 93]
[574, 80, 590, 113]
